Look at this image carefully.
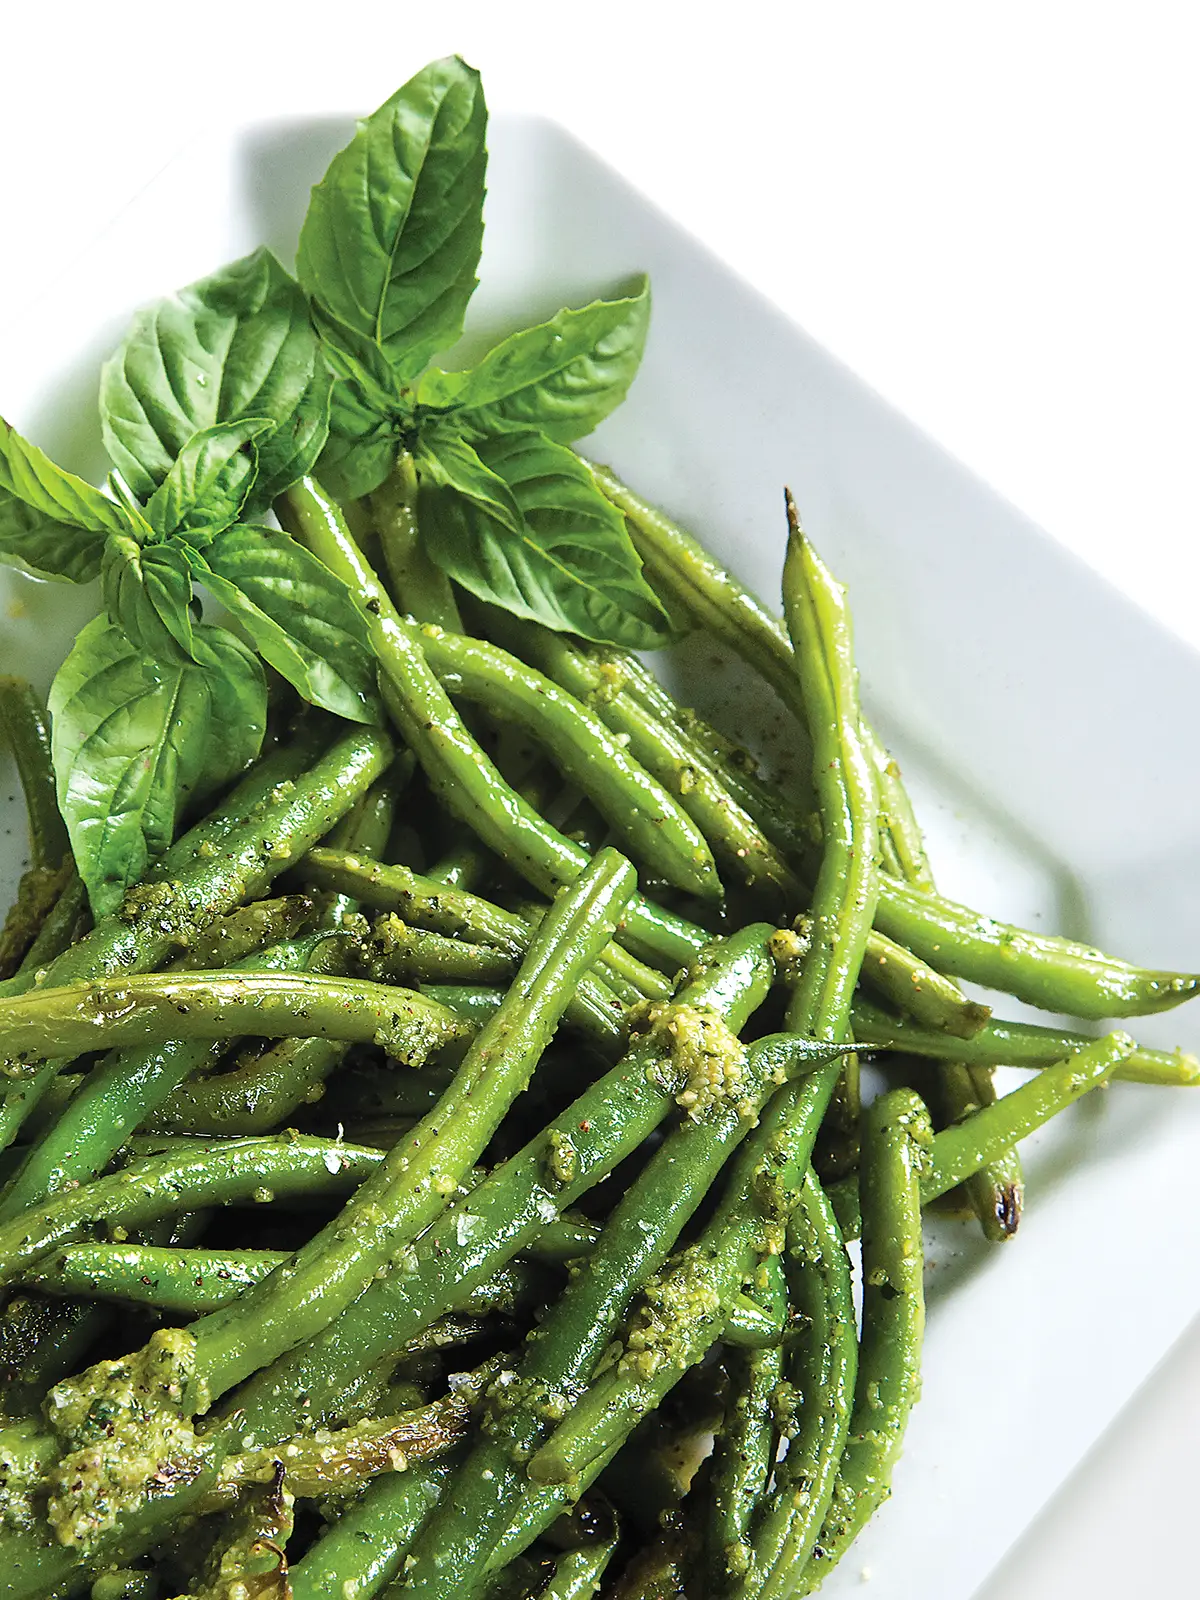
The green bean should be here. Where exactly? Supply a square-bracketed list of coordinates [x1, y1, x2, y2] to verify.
[0, 864, 70, 988]
[860, 719, 1022, 1240]
[146, 1033, 349, 1136]
[187, 848, 637, 1402]
[289, 1458, 458, 1600]
[0, 933, 343, 1220]
[0, 869, 87, 1003]
[512, 895, 672, 1001]
[223, 1373, 489, 1497]
[0, 677, 69, 871]
[738, 1172, 856, 1600]
[795, 1089, 932, 1594]
[859, 929, 991, 1038]
[218, 926, 774, 1447]
[359, 913, 515, 986]
[301, 848, 632, 1043]
[923, 1032, 1132, 1205]
[0, 1136, 381, 1288]
[418, 608, 721, 901]
[723, 1289, 786, 1351]
[593, 465, 1200, 1021]
[23, 1245, 548, 1324]
[0, 966, 471, 1071]
[537, 1536, 618, 1600]
[780, 492, 878, 1041]
[873, 877, 1200, 1017]
[525, 503, 880, 1494]
[589, 466, 803, 723]
[829, 1032, 1134, 1243]
[704, 1252, 788, 1592]
[481, 607, 802, 908]
[13, 726, 391, 1006]
[413, 623, 720, 901]
[151, 718, 331, 879]
[861, 723, 933, 892]
[281, 479, 705, 970]
[398, 1027, 847, 1599]
[165, 895, 315, 970]
[853, 997, 1200, 1085]
[25, 1244, 289, 1314]
[372, 449, 463, 630]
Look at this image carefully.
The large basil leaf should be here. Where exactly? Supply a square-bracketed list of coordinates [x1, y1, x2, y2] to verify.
[195, 524, 381, 724]
[48, 618, 266, 915]
[420, 427, 672, 648]
[0, 417, 128, 534]
[416, 426, 522, 533]
[420, 279, 650, 444]
[0, 485, 106, 583]
[145, 419, 272, 541]
[101, 535, 197, 663]
[296, 56, 487, 388]
[100, 248, 331, 512]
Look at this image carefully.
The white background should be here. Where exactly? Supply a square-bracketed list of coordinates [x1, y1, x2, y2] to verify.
[2, 3, 1198, 1593]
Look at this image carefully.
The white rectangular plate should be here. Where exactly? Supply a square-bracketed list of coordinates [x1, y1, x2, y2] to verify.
[2, 113, 1199, 1599]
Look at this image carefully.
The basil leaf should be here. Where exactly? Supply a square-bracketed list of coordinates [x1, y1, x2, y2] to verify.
[416, 427, 521, 533]
[145, 419, 272, 541]
[100, 248, 331, 512]
[420, 279, 651, 444]
[0, 485, 106, 583]
[317, 377, 402, 501]
[101, 535, 197, 663]
[420, 427, 672, 648]
[0, 417, 128, 534]
[48, 618, 266, 915]
[297, 56, 487, 388]
[195, 524, 381, 724]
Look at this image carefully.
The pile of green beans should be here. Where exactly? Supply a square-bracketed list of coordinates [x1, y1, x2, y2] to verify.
[0, 473, 1195, 1600]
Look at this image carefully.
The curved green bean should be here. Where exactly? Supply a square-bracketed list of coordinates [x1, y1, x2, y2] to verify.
[0, 1136, 382, 1288]
[0, 933, 341, 1220]
[372, 448, 463, 630]
[0, 966, 471, 1071]
[795, 1089, 932, 1595]
[146, 1033, 349, 1137]
[23, 726, 392, 996]
[301, 847, 631, 1044]
[413, 623, 720, 901]
[289, 1457, 457, 1600]
[280, 478, 705, 969]
[472, 605, 783, 903]
[0, 677, 69, 872]
[704, 1251, 788, 1592]
[592, 464, 1200, 1020]
[739, 1172, 856, 1600]
[874, 878, 1200, 1018]
[853, 997, 1199, 1086]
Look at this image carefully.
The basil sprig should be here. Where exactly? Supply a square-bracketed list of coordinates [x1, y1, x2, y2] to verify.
[295, 55, 670, 651]
[0, 249, 379, 914]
